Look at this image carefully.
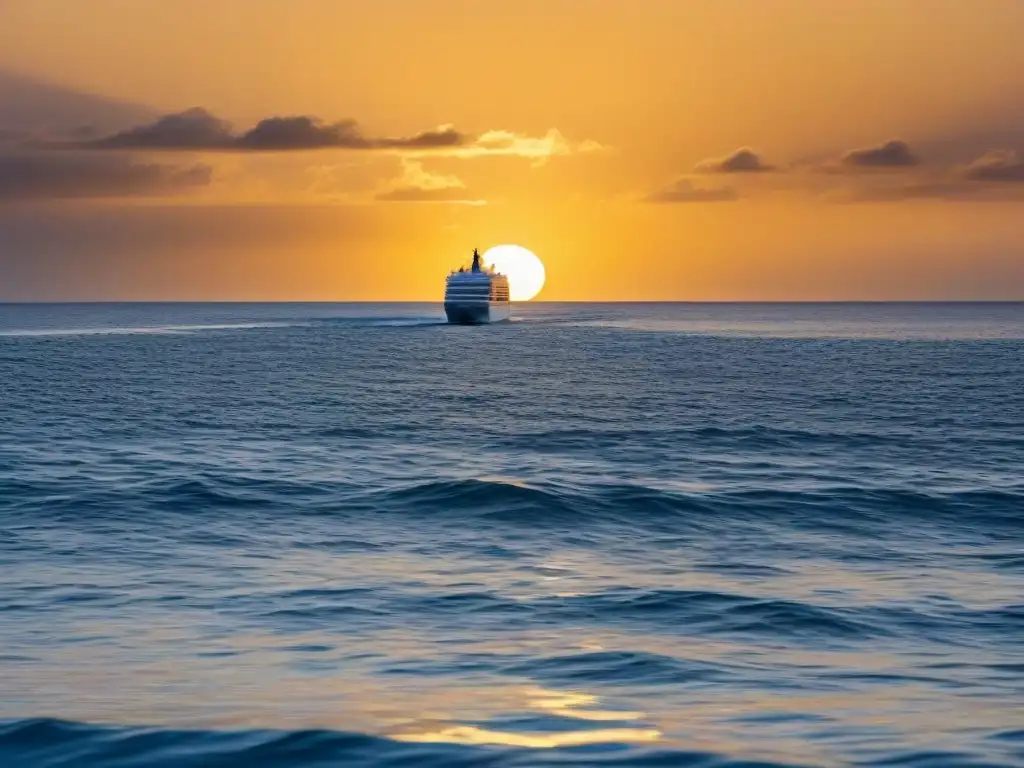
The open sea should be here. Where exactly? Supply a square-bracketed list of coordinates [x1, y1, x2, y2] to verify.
[1, 302, 1022, 768]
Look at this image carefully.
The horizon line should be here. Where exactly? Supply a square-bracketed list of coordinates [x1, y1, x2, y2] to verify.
[2, 299, 1023, 305]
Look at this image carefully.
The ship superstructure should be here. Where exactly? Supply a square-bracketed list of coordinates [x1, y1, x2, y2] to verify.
[444, 248, 511, 324]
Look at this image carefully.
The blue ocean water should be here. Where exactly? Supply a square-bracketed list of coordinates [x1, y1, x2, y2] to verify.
[1, 302, 1022, 768]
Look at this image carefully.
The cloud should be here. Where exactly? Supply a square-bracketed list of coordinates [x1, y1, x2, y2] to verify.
[832, 148, 1024, 202]
[88, 107, 234, 149]
[59, 109, 600, 164]
[695, 147, 775, 173]
[376, 186, 481, 203]
[647, 139, 1024, 205]
[421, 128, 609, 165]
[374, 159, 483, 204]
[841, 139, 920, 169]
[0, 151, 211, 201]
[72, 108, 466, 152]
[236, 117, 462, 151]
[377, 125, 465, 150]
[645, 178, 737, 203]
[962, 149, 1024, 182]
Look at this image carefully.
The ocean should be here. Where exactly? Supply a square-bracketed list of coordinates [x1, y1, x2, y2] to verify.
[1, 302, 1022, 767]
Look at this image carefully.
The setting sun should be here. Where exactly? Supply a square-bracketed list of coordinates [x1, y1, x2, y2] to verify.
[483, 245, 546, 301]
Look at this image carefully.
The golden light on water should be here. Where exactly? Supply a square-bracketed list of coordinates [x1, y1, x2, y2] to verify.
[392, 724, 662, 749]
[392, 686, 661, 748]
[483, 245, 546, 301]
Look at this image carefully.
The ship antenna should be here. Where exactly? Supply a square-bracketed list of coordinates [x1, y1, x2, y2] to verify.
[471, 247, 481, 273]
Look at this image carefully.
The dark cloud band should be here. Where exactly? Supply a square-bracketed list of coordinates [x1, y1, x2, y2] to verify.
[71, 108, 465, 152]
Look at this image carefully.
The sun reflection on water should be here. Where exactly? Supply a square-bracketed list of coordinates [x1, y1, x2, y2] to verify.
[392, 686, 661, 748]
[393, 724, 662, 749]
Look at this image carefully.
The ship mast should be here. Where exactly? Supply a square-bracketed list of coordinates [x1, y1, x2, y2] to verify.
[471, 248, 482, 273]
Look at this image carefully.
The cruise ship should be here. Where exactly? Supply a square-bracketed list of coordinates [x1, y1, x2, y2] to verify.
[444, 248, 511, 324]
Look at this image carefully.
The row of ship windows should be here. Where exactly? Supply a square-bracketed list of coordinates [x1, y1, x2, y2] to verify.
[445, 291, 510, 301]
[445, 297, 511, 302]
[445, 285, 508, 293]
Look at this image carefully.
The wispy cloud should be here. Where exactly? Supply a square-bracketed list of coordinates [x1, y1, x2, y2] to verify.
[438, 128, 609, 166]
[66, 108, 464, 152]
[644, 177, 737, 203]
[375, 159, 483, 204]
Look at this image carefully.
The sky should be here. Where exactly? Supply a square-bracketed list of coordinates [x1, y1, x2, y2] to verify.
[1, 0, 1023, 301]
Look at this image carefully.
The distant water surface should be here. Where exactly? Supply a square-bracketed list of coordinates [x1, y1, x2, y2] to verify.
[1, 302, 1022, 767]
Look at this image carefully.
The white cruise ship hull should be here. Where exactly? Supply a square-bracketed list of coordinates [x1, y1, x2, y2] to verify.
[444, 249, 511, 324]
[444, 301, 511, 325]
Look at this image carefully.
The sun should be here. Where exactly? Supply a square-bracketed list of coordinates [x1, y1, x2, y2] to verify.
[482, 245, 546, 301]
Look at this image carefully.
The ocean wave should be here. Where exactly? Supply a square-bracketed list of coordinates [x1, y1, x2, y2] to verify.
[1, 475, 361, 521]
[368, 478, 1024, 533]
[0, 719, 402, 768]
[501, 650, 730, 686]
[4, 717, 1021, 768]
[205, 581, 1023, 650]
[3, 474, 1021, 536]
[0, 717, 805, 768]
[375, 478, 591, 522]
[0, 718, 664, 768]
[459, 590, 897, 644]
[493, 424, 1024, 458]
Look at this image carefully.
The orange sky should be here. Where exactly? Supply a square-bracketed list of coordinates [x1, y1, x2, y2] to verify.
[1, 0, 1023, 300]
